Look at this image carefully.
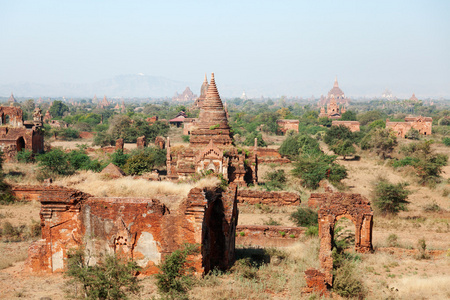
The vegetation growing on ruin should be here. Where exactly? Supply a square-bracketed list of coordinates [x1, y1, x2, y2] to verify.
[66, 248, 141, 299]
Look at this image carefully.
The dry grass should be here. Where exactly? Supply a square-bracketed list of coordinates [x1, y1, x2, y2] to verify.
[0, 242, 29, 270]
[395, 275, 450, 299]
[54, 171, 220, 199]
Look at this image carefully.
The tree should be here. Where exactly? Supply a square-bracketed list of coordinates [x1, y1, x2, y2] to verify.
[330, 140, 356, 160]
[243, 131, 267, 147]
[292, 152, 347, 189]
[324, 125, 354, 146]
[36, 148, 74, 176]
[372, 178, 410, 215]
[357, 110, 384, 125]
[363, 128, 398, 159]
[123, 147, 166, 175]
[49, 100, 69, 118]
[340, 110, 357, 121]
[400, 140, 448, 185]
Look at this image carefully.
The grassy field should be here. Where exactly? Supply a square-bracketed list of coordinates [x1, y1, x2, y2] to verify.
[0, 134, 449, 299]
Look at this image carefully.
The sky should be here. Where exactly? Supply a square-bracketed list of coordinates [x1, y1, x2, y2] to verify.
[1, 0, 449, 98]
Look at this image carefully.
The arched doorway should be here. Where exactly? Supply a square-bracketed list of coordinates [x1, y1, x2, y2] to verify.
[16, 137, 25, 152]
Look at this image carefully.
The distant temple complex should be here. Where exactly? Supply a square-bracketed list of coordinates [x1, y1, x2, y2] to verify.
[173, 87, 197, 102]
[167, 73, 257, 185]
[318, 77, 349, 119]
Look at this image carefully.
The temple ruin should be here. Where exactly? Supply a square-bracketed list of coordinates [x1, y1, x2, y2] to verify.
[167, 73, 257, 185]
[304, 192, 373, 295]
[0, 106, 44, 160]
[386, 116, 432, 138]
[25, 184, 238, 275]
[276, 119, 299, 134]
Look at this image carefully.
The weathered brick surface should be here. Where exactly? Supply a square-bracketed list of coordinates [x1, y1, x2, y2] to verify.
[154, 136, 165, 149]
[256, 148, 290, 164]
[237, 190, 300, 206]
[303, 268, 330, 296]
[386, 116, 432, 138]
[115, 138, 124, 151]
[25, 184, 238, 275]
[236, 225, 304, 247]
[276, 119, 299, 134]
[331, 121, 360, 132]
[136, 136, 147, 149]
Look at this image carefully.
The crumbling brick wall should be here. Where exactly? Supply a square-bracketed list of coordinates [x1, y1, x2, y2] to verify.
[304, 192, 373, 294]
[25, 184, 238, 275]
[255, 148, 290, 164]
[236, 225, 304, 247]
[237, 190, 300, 206]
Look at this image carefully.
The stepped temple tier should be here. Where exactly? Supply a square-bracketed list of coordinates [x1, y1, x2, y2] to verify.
[167, 73, 257, 185]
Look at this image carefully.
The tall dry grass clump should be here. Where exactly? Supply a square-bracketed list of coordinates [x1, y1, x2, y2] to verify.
[54, 171, 220, 199]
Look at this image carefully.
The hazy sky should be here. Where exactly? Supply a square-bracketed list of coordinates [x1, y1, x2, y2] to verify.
[1, 0, 449, 97]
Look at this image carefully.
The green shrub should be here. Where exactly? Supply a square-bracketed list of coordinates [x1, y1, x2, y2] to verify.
[36, 148, 74, 176]
[110, 150, 130, 169]
[66, 248, 141, 299]
[400, 140, 448, 186]
[405, 128, 420, 140]
[305, 225, 319, 237]
[264, 169, 287, 190]
[182, 135, 190, 143]
[332, 261, 366, 298]
[58, 128, 80, 140]
[290, 207, 318, 227]
[93, 131, 115, 147]
[155, 244, 199, 299]
[372, 178, 410, 215]
[123, 147, 166, 175]
[16, 150, 34, 163]
[443, 137, 450, 147]
[243, 131, 267, 147]
[292, 152, 347, 189]
[329, 139, 356, 160]
[392, 156, 420, 168]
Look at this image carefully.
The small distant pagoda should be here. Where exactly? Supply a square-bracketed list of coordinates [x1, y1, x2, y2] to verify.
[8, 93, 17, 104]
[409, 93, 419, 102]
[193, 74, 209, 108]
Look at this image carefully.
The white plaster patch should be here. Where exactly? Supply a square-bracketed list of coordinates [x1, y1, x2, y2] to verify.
[52, 250, 64, 272]
[134, 232, 161, 267]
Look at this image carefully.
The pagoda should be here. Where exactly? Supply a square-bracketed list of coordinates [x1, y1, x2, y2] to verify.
[167, 73, 257, 185]
[189, 73, 233, 147]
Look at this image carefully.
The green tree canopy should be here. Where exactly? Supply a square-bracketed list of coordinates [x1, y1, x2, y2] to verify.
[49, 100, 69, 118]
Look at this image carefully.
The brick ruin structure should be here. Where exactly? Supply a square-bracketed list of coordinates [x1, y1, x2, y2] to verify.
[167, 73, 257, 186]
[304, 192, 373, 295]
[276, 119, 299, 134]
[0, 106, 44, 160]
[26, 184, 238, 275]
[318, 95, 346, 119]
[136, 136, 147, 149]
[154, 136, 165, 149]
[386, 116, 432, 138]
[331, 120, 360, 132]
[115, 138, 124, 151]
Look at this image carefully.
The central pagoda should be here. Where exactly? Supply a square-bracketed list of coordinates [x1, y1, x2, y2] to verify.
[189, 73, 233, 147]
[166, 73, 257, 185]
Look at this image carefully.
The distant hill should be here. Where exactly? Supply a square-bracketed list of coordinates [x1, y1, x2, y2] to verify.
[0, 74, 193, 98]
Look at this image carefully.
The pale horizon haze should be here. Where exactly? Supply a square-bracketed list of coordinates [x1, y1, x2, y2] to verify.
[1, 0, 449, 98]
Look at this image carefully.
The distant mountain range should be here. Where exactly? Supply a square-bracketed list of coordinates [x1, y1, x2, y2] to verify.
[0, 74, 194, 99]
[0, 74, 448, 99]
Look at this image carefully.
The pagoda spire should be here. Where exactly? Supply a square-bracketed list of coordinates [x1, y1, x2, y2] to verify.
[334, 76, 339, 87]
